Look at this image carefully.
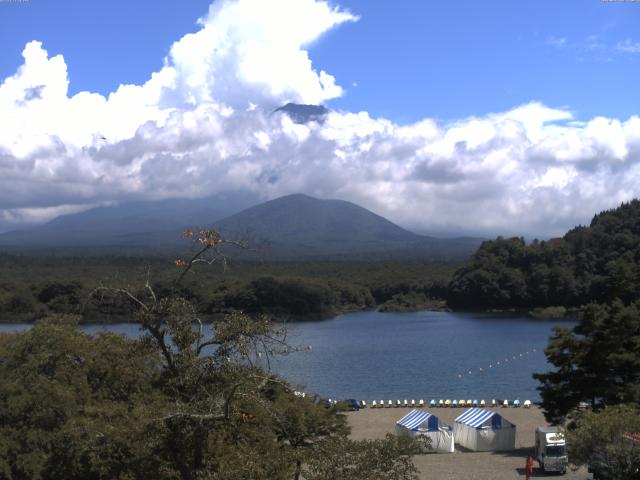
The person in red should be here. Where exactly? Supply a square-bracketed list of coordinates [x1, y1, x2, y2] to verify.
[525, 455, 534, 480]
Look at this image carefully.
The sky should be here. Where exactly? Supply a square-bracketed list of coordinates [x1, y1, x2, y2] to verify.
[0, 0, 639, 237]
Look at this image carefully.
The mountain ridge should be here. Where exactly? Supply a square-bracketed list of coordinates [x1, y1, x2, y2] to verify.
[273, 103, 329, 124]
[213, 193, 422, 243]
[0, 193, 483, 260]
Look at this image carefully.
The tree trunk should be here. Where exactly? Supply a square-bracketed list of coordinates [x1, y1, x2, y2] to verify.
[294, 459, 302, 480]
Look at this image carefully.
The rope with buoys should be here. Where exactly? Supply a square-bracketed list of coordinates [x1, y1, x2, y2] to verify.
[456, 348, 539, 380]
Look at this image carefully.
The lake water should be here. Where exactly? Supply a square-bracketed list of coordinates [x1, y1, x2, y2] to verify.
[0, 310, 573, 402]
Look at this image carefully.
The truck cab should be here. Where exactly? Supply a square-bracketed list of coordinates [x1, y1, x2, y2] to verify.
[535, 426, 568, 474]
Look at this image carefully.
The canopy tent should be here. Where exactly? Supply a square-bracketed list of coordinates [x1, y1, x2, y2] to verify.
[453, 408, 516, 452]
[395, 409, 454, 453]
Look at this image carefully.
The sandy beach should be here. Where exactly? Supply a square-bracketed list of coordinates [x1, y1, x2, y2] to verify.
[347, 405, 592, 479]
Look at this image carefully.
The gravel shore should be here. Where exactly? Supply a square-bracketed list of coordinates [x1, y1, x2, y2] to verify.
[347, 405, 592, 479]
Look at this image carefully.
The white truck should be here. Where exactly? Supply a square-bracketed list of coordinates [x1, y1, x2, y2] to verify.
[535, 426, 568, 475]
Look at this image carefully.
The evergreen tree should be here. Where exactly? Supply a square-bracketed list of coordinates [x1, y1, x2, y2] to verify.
[534, 300, 640, 423]
[449, 199, 640, 309]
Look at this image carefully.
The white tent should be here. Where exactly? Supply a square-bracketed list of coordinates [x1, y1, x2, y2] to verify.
[395, 409, 454, 453]
[453, 408, 516, 452]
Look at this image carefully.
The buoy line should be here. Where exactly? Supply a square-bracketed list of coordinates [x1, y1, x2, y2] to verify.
[456, 348, 539, 380]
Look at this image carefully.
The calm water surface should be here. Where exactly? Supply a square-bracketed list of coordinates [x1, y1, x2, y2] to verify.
[0, 311, 573, 402]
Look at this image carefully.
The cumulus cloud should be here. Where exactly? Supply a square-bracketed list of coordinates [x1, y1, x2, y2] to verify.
[0, 0, 639, 237]
[169, 0, 357, 108]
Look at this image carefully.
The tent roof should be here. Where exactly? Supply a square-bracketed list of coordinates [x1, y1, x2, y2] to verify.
[455, 408, 511, 429]
[397, 409, 437, 430]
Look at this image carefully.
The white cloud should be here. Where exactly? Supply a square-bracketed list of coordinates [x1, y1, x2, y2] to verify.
[545, 36, 567, 48]
[167, 0, 357, 108]
[0, 203, 101, 225]
[0, 0, 639, 238]
[616, 39, 640, 54]
[546, 34, 640, 62]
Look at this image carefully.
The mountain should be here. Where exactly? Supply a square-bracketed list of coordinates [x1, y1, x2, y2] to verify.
[215, 193, 419, 243]
[0, 193, 257, 251]
[212, 194, 481, 260]
[273, 103, 329, 124]
[0, 193, 482, 259]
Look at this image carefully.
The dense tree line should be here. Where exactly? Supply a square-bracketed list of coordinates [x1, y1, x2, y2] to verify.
[0, 257, 456, 322]
[448, 200, 640, 309]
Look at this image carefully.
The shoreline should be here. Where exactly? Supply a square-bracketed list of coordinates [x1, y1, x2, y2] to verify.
[347, 406, 590, 479]
[0, 303, 579, 325]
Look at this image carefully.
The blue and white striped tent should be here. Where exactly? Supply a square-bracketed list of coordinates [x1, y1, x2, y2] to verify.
[395, 409, 454, 453]
[453, 408, 516, 451]
[397, 409, 440, 431]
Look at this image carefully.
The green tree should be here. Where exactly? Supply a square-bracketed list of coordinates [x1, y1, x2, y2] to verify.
[0, 314, 160, 480]
[567, 404, 640, 480]
[265, 386, 349, 480]
[534, 300, 640, 423]
[303, 434, 423, 480]
[448, 199, 640, 309]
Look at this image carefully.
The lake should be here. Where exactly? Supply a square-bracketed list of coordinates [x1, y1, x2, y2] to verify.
[0, 310, 573, 403]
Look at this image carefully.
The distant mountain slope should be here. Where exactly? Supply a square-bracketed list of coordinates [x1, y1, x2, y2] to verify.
[448, 199, 640, 308]
[273, 103, 329, 124]
[212, 194, 481, 260]
[0, 193, 482, 260]
[214, 193, 420, 243]
[0, 194, 256, 249]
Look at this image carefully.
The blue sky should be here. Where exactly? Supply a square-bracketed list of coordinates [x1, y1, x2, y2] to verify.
[0, 0, 213, 98]
[0, 0, 639, 237]
[317, 0, 640, 122]
[1, 0, 638, 123]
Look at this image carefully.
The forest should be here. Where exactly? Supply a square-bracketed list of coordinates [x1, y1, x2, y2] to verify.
[0, 255, 455, 323]
[448, 200, 640, 310]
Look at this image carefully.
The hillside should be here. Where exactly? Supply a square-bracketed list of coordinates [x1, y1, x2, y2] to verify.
[214, 193, 420, 242]
[448, 200, 640, 308]
[0, 193, 482, 260]
[213, 194, 480, 260]
[0, 194, 256, 251]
